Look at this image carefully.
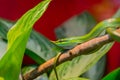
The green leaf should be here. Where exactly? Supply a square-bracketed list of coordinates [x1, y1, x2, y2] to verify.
[112, 9, 120, 18]
[0, 39, 7, 59]
[0, 0, 51, 80]
[102, 68, 120, 80]
[0, 18, 64, 64]
[0, 23, 46, 64]
[0, 18, 14, 40]
[64, 77, 89, 80]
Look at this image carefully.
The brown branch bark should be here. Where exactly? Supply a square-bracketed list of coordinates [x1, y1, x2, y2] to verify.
[23, 28, 120, 80]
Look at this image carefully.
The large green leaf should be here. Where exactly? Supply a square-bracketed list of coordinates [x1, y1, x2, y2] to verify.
[0, 18, 63, 64]
[102, 68, 120, 80]
[0, 21, 46, 64]
[0, 0, 51, 80]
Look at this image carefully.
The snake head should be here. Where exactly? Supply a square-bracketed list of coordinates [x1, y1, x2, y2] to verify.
[107, 27, 120, 42]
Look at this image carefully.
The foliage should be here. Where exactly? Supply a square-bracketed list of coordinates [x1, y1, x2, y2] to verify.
[102, 68, 120, 80]
[0, 0, 120, 80]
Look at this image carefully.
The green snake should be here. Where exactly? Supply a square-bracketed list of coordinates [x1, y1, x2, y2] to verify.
[53, 18, 120, 80]
[53, 18, 120, 48]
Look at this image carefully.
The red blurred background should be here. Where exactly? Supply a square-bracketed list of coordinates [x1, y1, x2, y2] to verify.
[0, 0, 120, 74]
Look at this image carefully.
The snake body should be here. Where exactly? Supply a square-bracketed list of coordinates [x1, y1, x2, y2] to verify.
[54, 18, 120, 47]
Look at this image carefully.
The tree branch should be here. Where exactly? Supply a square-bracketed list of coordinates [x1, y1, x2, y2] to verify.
[23, 28, 120, 80]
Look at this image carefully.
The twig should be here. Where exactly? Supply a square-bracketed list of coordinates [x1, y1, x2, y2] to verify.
[23, 28, 120, 80]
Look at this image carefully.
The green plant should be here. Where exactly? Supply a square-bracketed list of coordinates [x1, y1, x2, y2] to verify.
[0, 0, 51, 80]
[0, 0, 120, 80]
